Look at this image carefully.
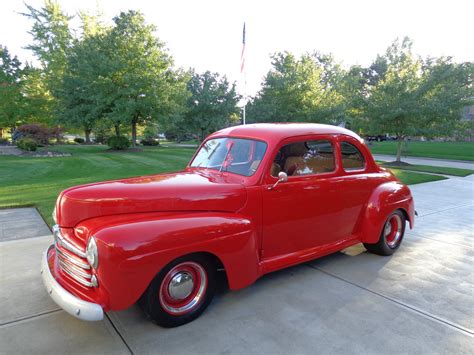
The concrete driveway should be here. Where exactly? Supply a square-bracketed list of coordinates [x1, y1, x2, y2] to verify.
[1, 176, 473, 354]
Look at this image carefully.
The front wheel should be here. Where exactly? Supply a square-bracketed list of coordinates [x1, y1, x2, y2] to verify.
[364, 210, 406, 256]
[141, 254, 216, 327]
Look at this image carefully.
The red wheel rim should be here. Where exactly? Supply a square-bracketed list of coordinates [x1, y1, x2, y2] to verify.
[159, 262, 207, 315]
[384, 214, 403, 248]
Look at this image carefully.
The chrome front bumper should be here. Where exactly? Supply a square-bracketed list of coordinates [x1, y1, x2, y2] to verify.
[41, 245, 104, 321]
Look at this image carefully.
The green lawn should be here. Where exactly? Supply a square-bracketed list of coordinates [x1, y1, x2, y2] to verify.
[0, 145, 445, 227]
[369, 141, 474, 161]
[381, 163, 473, 177]
[0, 145, 195, 226]
[388, 169, 446, 185]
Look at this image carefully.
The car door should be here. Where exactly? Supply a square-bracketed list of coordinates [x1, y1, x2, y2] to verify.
[261, 135, 344, 260]
[333, 136, 379, 238]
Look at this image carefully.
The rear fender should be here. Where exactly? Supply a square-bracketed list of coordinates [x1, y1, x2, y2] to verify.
[88, 212, 258, 310]
[360, 182, 415, 244]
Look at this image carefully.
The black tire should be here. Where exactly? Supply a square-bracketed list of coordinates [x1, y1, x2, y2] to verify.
[364, 210, 406, 256]
[141, 254, 216, 327]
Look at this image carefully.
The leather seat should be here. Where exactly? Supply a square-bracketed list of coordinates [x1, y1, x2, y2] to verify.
[271, 163, 281, 177]
[284, 145, 335, 176]
[342, 155, 364, 169]
[283, 143, 308, 175]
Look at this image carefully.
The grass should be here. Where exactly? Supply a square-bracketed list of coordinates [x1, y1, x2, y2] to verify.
[387, 169, 446, 185]
[0, 145, 195, 226]
[381, 163, 473, 177]
[368, 141, 474, 161]
[0, 145, 446, 227]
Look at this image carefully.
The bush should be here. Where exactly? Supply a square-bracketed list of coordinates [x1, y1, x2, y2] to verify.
[74, 137, 85, 144]
[0, 137, 9, 145]
[16, 138, 38, 151]
[107, 136, 130, 150]
[141, 138, 160, 146]
[16, 124, 51, 145]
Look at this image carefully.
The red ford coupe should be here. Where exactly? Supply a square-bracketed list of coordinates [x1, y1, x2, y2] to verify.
[42, 123, 415, 327]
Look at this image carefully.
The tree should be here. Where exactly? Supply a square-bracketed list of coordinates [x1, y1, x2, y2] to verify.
[363, 37, 473, 162]
[21, 65, 53, 125]
[22, 0, 73, 102]
[104, 11, 176, 146]
[58, 14, 108, 142]
[183, 70, 240, 141]
[247, 52, 349, 125]
[0, 46, 25, 135]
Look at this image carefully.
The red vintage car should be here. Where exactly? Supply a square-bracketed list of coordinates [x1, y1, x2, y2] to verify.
[42, 123, 415, 327]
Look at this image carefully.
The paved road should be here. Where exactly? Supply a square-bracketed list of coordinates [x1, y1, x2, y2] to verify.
[1, 177, 473, 354]
[374, 154, 474, 170]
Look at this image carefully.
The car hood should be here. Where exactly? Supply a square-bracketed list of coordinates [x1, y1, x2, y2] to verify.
[56, 170, 247, 228]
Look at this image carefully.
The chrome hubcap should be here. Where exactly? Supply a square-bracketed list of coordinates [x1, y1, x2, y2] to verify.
[168, 272, 194, 300]
[385, 214, 402, 248]
[159, 261, 208, 315]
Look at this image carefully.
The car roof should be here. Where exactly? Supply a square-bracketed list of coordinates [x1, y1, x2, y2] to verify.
[209, 123, 363, 144]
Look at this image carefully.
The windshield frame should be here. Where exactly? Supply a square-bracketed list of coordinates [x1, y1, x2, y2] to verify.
[188, 136, 268, 177]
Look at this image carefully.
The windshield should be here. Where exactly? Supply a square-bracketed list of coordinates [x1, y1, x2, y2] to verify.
[190, 138, 267, 176]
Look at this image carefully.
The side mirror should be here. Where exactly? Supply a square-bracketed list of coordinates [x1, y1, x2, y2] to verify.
[268, 171, 288, 190]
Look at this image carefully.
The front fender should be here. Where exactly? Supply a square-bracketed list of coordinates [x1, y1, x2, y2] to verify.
[83, 212, 258, 311]
[360, 182, 415, 244]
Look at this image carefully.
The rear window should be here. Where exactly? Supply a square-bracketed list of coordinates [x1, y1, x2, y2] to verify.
[341, 142, 365, 170]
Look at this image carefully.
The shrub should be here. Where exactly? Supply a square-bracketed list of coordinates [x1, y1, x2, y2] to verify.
[74, 137, 85, 144]
[16, 138, 38, 151]
[107, 136, 130, 150]
[0, 137, 9, 145]
[141, 138, 160, 146]
[16, 124, 51, 145]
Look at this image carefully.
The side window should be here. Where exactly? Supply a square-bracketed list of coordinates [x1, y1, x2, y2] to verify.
[341, 141, 365, 170]
[271, 140, 335, 177]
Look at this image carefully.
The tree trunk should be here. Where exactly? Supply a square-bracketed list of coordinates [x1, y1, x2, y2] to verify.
[131, 119, 137, 147]
[114, 124, 120, 137]
[84, 128, 91, 144]
[396, 136, 403, 163]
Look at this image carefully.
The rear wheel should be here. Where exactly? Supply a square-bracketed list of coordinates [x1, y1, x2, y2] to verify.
[141, 254, 216, 327]
[364, 210, 406, 256]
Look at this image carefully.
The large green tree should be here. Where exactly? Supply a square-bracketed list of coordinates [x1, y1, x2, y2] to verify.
[58, 13, 109, 142]
[247, 52, 351, 124]
[22, 0, 73, 122]
[182, 70, 240, 141]
[363, 38, 473, 162]
[0, 46, 25, 135]
[104, 11, 176, 146]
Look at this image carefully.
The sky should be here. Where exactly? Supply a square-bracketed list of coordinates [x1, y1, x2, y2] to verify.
[1, 0, 473, 96]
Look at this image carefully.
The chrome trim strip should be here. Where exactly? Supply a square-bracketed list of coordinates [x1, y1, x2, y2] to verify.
[58, 259, 92, 280]
[56, 247, 90, 269]
[41, 245, 103, 321]
[53, 225, 86, 258]
[59, 265, 95, 287]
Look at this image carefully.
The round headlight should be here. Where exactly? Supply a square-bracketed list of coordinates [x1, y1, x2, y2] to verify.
[86, 237, 98, 269]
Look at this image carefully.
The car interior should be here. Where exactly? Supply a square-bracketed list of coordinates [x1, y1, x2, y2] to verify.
[271, 140, 365, 177]
[271, 140, 335, 177]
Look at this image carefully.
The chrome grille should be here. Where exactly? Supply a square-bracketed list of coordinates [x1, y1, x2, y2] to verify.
[53, 225, 96, 288]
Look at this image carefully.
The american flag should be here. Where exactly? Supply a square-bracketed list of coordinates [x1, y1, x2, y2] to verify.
[240, 22, 246, 73]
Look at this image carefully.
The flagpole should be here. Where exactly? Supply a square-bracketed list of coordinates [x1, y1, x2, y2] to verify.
[241, 22, 246, 125]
